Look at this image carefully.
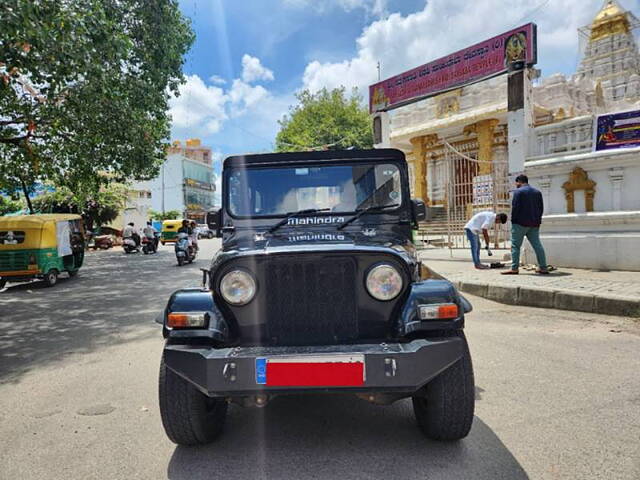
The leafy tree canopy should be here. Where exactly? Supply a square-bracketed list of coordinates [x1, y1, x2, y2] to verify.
[0, 0, 194, 211]
[31, 183, 127, 231]
[275, 87, 373, 152]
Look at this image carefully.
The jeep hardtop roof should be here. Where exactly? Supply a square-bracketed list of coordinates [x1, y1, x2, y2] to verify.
[223, 148, 406, 168]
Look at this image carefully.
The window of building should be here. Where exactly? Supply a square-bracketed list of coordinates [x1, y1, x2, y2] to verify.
[183, 161, 213, 185]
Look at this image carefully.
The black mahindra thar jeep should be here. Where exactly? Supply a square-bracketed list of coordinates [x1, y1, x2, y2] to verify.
[157, 149, 474, 445]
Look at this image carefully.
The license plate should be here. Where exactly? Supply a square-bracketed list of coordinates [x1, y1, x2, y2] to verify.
[255, 355, 365, 387]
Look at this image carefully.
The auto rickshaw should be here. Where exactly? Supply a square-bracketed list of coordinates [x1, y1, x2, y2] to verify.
[0, 214, 85, 288]
[160, 219, 183, 245]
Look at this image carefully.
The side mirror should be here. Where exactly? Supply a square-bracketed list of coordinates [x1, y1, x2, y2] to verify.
[411, 198, 427, 226]
[206, 209, 223, 238]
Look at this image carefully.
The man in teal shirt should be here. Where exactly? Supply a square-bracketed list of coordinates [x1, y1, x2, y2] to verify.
[502, 174, 549, 275]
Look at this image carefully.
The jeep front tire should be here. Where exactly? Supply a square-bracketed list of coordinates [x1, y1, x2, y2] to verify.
[412, 330, 475, 441]
[159, 355, 228, 446]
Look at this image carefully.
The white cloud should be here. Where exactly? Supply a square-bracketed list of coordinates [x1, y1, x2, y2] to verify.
[228, 79, 270, 115]
[241, 54, 275, 83]
[169, 54, 291, 150]
[169, 75, 227, 135]
[208, 74, 227, 85]
[301, 0, 621, 93]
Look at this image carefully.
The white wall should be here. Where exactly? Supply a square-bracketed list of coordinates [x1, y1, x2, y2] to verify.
[522, 212, 640, 271]
[526, 148, 640, 214]
[522, 149, 640, 270]
[135, 154, 185, 214]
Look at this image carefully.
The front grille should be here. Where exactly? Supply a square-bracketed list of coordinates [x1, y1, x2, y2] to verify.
[0, 251, 29, 271]
[264, 257, 358, 345]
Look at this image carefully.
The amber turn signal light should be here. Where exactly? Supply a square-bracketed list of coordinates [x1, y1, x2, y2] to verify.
[167, 312, 207, 328]
[418, 303, 459, 320]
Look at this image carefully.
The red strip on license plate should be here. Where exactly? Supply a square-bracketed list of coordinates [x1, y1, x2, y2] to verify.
[263, 355, 365, 387]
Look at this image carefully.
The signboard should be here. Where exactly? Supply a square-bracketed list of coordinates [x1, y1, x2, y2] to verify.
[369, 23, 537, 113]
[473, 175, 494, 205]
[184, 178, 215, 191]
[594, 109, 640, 151]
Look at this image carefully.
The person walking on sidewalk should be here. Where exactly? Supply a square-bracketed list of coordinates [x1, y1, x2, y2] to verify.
[502, 174, 549, 275]
[464, 211, 508, 269]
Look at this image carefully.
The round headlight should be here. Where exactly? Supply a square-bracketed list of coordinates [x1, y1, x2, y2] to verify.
[220, 270, 256, 305]
[366, 264, 403, 301]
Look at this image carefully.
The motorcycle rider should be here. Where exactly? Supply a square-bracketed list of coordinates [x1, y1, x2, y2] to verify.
[143, 221, 159, 252]
[123, 222, 140, 246]
[189, 220, 199, 252]
[177, 219, 194, 255]
[177, 219, 192, 236]
[175, 219, 195, 263]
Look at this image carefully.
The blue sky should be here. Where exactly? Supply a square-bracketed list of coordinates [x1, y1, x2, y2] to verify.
[170, 0, 640, 171]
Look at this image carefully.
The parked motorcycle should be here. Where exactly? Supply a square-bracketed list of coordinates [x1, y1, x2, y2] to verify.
[87, 233, 114, 250]
[123, 236, 140, 254]
[174, 232, 195, 266]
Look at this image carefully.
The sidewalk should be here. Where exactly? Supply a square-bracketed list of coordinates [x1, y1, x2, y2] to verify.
[419, 247, 640, 318]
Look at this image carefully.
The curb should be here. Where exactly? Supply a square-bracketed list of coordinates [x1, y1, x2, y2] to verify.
[456, 280, 640, 318]
[426, 267, 640, 318]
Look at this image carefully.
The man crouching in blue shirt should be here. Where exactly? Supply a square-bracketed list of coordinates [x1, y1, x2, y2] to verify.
[502, 174, 549, 275]
[464, 211, 508, 269]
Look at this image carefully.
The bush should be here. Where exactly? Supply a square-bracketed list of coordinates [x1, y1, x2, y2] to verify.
[149, 209, 181, 221]
[0, 196, 23, 216]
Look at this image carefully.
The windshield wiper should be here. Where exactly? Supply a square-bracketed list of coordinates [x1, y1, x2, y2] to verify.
[337, 203, 400, 230]
[267, 208, 331, 234]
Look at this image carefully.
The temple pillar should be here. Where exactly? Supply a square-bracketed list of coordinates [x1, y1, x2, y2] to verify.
[409, 137, 426, 203]
[538, 176, 552, 211]
[410, 136, 435, 204]
[464, 119, 499, 175]
[608, 167, 624, 210]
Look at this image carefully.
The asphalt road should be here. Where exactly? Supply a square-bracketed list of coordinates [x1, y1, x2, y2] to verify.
[1, 240, 639, 480]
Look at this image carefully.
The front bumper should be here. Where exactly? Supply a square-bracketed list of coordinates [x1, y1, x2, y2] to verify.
[164, 337, 464, 397]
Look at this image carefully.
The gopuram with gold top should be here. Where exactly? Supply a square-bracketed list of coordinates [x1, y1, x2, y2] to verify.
[371, 0, 640, 270]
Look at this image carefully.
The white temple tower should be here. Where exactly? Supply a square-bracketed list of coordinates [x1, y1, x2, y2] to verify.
[576, 0, 640, 106]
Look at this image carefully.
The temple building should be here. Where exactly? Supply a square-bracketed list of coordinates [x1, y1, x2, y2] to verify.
[378, 0, 640, 270]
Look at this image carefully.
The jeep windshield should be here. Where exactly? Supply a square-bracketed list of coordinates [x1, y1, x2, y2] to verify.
[227, 163, 402, 218]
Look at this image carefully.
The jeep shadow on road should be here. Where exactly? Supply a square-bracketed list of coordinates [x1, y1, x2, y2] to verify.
[166, 395, 529, 480]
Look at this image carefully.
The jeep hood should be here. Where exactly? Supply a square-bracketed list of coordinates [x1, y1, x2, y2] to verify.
[212, 227, 417, 266]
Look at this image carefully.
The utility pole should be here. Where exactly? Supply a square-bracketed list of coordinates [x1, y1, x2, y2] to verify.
[377, 61, 381, 81]
[507, 63, 533, 177]
[161, 162, 165, 214]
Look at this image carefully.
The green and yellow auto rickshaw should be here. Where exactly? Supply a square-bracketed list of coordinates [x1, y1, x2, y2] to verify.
[160, 219, 183, 245]
[0, 214, 85, 288]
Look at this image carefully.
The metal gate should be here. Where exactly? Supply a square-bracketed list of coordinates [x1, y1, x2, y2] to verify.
[442, 140, 511, 251]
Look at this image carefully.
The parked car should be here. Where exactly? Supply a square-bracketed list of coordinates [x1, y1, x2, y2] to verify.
[197, 223, 214, 239]
[156, 149, 473, 446]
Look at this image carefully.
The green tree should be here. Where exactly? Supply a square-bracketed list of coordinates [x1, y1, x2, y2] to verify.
[0, 0, 194, 211]
[0, 195, 22, 216]
[275, 87, 373, 152]
[149, 209, 181, 221]
[31, 184, 127, 231]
